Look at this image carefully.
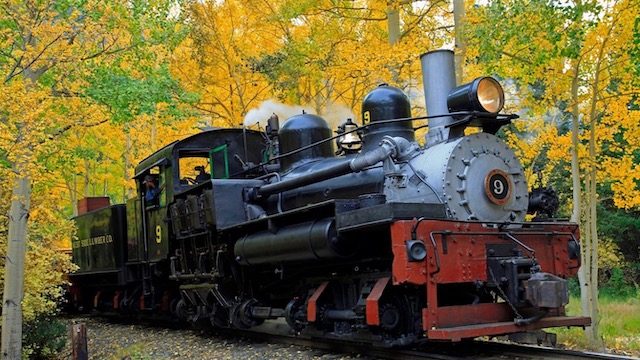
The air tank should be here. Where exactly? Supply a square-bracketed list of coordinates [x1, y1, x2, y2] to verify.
[360, 84, 415, 152]
[233, 218, 354, 265]
[278, 113, 334, 171]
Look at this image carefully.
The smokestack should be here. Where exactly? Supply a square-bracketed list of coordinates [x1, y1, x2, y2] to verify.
[420, 49, 460, 146]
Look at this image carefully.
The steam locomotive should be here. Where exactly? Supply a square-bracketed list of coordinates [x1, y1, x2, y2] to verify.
[69, 50, 590, 346]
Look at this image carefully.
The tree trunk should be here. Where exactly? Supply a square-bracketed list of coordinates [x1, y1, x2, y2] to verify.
[580, 14, 614, 347]
[453, 0, 466, 84]
[569, 62, 594, 342]
[70, 323, 88, 360]
[151, 117, 157, 149]
[570, 62, 582, 224]
[72, 175, 78, 217]
[581, 173, 594, 341]
[588, 165, 600, 347]
[124, 127, 133, 202]
[583, 46, 605, 351]
[1, 159, 31, 359]
[387, 6, 400, 45]
[83, 159, 91, 197]
[2, 65, 40, 358]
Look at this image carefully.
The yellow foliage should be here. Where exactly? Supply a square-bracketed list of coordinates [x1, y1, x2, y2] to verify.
[598, 238, 623, 269]
[20, 244, 77, 322]
[466, 0, 640, 212]
[0, 0, 193, 321]
[173, 0, 449, 126]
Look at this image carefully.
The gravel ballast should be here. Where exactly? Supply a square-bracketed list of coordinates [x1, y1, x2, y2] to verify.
[59, 317, 364, 360]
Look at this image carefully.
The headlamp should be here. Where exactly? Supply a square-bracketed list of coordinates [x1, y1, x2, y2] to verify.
[447, 77, 505, 114]
[406, 240, 427, 262]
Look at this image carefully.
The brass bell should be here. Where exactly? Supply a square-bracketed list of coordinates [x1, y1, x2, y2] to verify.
[336, 118, 362, 154]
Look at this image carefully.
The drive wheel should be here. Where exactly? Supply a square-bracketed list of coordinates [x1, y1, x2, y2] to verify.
[231, 299, 264, 329]
[210, 306, 230, 328]
[375, 293, 417, 340]
[284, 297, 306, 332]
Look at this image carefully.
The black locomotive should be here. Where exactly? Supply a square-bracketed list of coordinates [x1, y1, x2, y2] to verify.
[69, 50, 589, 346]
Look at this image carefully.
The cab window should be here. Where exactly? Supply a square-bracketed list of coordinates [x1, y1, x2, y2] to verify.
[140, 166, 166, 207]
[178, 155, 210, 186]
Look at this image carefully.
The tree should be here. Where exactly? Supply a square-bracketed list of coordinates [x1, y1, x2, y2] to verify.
[0, 1, 191, 356]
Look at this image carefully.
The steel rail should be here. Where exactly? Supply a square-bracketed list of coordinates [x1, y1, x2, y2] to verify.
[240, 321, 634, 360]
[73, 315, 637, 360]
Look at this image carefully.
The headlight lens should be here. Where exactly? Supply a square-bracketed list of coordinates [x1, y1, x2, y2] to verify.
[447, 76, 505, 114]
[476, 77, 504, 113]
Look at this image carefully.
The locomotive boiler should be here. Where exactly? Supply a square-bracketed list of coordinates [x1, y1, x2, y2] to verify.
[68, 50, 590, 346]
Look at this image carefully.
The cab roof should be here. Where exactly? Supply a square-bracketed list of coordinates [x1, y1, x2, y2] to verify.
[133, 128, 263, 179]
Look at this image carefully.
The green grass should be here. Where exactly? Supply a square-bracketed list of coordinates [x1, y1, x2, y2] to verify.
[551, 296, 640, 356]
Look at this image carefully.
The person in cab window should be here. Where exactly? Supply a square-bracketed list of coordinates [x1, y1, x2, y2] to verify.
[143, 175, 161, 204]
[195, 165, 210, 183]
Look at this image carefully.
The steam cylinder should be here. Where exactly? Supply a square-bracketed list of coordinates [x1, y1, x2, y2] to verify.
[279, 113, 334, 171]
[361, 84, 414, 152]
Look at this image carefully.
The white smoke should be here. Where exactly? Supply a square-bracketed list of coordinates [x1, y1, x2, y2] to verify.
[321, 103, 356, 130]
[243, 100, 312, 127]
[243, 100, 356, 130]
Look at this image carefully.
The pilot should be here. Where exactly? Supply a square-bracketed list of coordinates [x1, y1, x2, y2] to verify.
[143, 175, 160, 203]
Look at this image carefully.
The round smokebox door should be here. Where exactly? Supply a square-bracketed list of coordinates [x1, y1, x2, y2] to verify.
[442, 133, 529, 222]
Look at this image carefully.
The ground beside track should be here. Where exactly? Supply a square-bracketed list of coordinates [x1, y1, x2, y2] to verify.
[56, 316, 363, 360]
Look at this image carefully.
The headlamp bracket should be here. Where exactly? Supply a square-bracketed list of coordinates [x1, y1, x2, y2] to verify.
[445, 113, 518, 134]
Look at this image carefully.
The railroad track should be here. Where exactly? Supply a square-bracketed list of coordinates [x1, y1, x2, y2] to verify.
[244, 332, 636, 360]
[464, 341, 635, 360]
[84, 314, 636, 360]
[240, 321, 635, 360]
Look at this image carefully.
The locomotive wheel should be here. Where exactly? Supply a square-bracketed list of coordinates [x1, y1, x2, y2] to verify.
[210, 307, 230, 328]
[316, 304, 333, 332]
[376, 294, 416, 338]
[174, 299, 193, 321]
[379, 303, 401, 331]
[231, 299, 264, 329]
[284, 297, 306, 332]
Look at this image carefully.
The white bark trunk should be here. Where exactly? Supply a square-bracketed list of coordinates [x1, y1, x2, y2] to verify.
[2, 65, 40, 358]
[570, 63, 582, 224]
[83, 159, 91, 197]
[583, 47, 604, 351]
[589, 180, 600, 347]
[1, 166, 31, 359]
[453, 0, 466, 84]
[69, 175, 78, 217]
[151, 117, 157, 150]
[570, 63, 594, 340]
[387, 7, 400, 45]
[582, 177, 594, 341]
[124, 128, 133, 202]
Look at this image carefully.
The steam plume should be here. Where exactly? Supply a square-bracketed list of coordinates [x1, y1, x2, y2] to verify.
[243, 100, 310, 127]
[243, 100, 356, 130]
